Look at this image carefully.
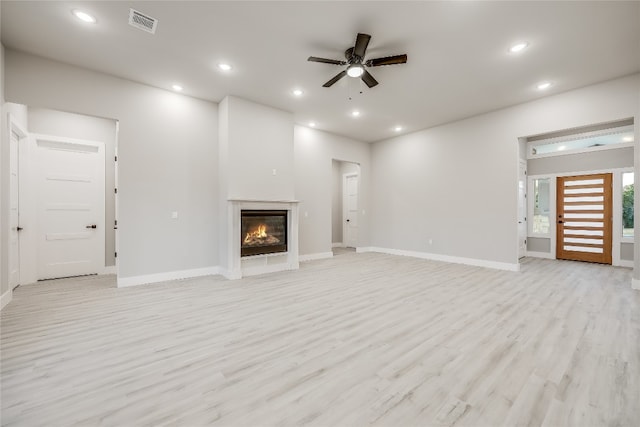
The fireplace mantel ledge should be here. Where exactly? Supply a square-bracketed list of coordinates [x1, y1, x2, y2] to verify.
[228, 199, 300, 203]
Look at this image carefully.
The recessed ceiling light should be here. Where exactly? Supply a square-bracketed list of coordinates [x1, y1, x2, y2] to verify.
[557, 145, 566, 151]
[509, 42, 529, 53]
[537, 81, 552, 90]
[171, 84, 183, 92]
[308, 122, 316, 127]
[218, 63, 232, 71]
[351, 110, 361, 117]
[394, 126, 403, 132]
[292, 89, 304, 97]
[72, 9, 96, 23]
[623, 136, 634, 142]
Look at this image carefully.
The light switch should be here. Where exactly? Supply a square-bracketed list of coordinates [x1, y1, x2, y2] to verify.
[171, 211, 178, 219]
[272, 169, 277, 176]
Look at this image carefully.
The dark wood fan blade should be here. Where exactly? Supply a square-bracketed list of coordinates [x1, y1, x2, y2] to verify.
[361, 70, 378, 88]
[308, 56, 347, 65]
[353, 33, 371, 58]
[323, 70, 347, 87]
[366, 54, 408, 67]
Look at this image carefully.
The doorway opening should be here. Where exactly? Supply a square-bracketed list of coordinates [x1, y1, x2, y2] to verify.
[6, 104, 118, 286]
[523, 118, 634, 266]
[331, 160, 360, 255]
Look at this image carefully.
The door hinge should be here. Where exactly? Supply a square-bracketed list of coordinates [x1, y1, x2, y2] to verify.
[525, 239, 527, 244]
[114, 188, 118, 194]
[114, 252, 118, 258]
[115, 155, 118, 162]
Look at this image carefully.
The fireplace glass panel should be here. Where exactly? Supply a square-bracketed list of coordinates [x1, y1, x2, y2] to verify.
[241, 210, 288, 256]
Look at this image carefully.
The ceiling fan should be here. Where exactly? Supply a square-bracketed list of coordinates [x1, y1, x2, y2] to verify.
[308, 33, 408, 88]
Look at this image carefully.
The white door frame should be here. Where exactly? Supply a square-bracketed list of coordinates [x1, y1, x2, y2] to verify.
[342, 172, 358, 248]
[518, 159, 527, 259]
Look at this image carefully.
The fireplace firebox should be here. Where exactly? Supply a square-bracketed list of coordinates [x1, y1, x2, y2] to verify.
[241, 210, 288, 257]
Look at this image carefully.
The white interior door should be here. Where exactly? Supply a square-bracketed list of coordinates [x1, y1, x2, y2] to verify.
[518, 160, 527, 258]
[36, 137, 105, 280]
[9, 130, 21, 288]
[343, 174, 359, 248]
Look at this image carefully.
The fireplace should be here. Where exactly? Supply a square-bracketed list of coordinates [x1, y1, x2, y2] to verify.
[241, 210, 288, 257]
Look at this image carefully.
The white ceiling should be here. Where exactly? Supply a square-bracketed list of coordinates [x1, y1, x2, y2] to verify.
[2, 1, 639, 142]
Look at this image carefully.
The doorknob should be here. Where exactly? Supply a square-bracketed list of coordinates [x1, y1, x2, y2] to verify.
[17, 227, 23, 231]
[86, 224, 97, 229]
[346, 219, 350, 222]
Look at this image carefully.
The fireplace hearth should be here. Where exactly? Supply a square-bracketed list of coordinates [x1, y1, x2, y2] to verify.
[241, 210, 287, 256]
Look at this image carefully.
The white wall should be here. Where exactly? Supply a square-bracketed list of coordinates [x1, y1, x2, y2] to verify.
[27, 107, 118, 267]
[222, 96, 294, 201]
[4, 50, 219, 281]
[371, 74, 640, 268]
[294, 126, 370, 256]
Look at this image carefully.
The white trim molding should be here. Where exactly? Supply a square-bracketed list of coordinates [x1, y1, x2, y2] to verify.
[299, 252, 334, 262]
[357, 247, 520, 272]
[632, 278, 640, 291]
[117, 266, 220, 288]
[101, 265, 117, 275]
[1, 289, 13, 311]
[525, 251, 555, 260]
[615, 260, 634, 268]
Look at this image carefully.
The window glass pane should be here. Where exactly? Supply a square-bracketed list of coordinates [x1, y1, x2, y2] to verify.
[622, 172, 634, 238]
[530, 126, 634, 156]
[533, 178, 551, 235]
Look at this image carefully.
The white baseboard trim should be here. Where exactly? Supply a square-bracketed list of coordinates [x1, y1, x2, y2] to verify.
[117, 266, 220, 288]
[299, 252, 334, 262]
[1, 289, 13, 311]
[525, 251, 555, 260]
[101, 265, 117, 275]
[632, 278, 640, 291]
[356, 246, 373, 253]
[614, 260, 634, 268]
[331, 242, 344, 248]
[357, 246, 520, 272]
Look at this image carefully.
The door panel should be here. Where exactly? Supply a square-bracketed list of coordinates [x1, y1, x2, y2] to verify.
[36, 138, 105, 279]
[556, 173, 612, 264]
[344, 174, 358, 248]
[9, 131, 20, 288]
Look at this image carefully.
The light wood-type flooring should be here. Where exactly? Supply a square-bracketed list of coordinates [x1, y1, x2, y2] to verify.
[1, 253, 639, 426]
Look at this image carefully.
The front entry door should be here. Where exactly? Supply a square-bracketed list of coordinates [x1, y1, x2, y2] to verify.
[36, 137, 105, 280]
[556, 173, 612, 264]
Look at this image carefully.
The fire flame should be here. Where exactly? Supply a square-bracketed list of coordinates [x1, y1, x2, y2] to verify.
[244, 224, 267, 244]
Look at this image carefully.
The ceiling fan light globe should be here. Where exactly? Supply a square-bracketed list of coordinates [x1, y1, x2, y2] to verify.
[347, 65, 364, 78]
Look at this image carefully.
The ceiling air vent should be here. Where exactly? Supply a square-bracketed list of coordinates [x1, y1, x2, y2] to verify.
[128, 8, 158, 34]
